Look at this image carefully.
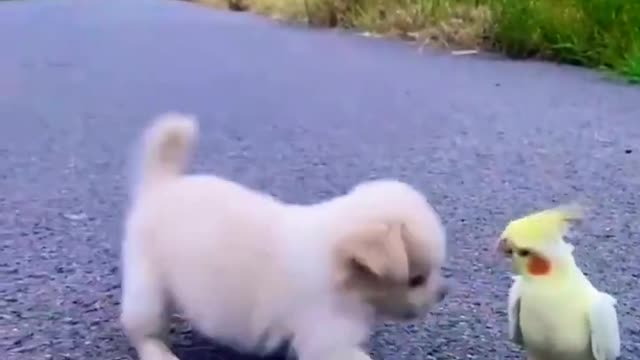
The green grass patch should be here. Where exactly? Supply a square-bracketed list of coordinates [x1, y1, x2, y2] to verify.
[202, 0, 640, 82]
[491, 0, 640, 81]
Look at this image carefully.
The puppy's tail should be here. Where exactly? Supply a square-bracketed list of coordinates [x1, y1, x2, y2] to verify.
[135, 112, 198, 188]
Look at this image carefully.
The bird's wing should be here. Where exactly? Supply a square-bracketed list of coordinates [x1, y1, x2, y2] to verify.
[589, 292, 621, 360]
[508, 276, 524, 345]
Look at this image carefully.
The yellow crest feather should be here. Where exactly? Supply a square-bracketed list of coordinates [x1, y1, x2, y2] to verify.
[501, 203, 584, 249]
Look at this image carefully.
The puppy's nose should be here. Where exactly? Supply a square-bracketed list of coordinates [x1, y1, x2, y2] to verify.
[402, 309, 419, 319]
[437, 283, 449, 302]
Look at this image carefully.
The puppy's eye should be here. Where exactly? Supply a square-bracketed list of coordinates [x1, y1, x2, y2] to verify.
[408, 275, 426, 288]
[517, 249, 531, 257]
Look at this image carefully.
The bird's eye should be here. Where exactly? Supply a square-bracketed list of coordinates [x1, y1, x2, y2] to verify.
[408, 275, 426, 288]
[504, 247, 513, 255]
[517, 249, 531, 257]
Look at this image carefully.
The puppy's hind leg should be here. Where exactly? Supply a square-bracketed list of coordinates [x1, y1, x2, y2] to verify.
[120, 245, 178, 360]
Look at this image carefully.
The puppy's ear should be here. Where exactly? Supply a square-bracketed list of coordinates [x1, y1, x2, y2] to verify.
[338, 223, 409, 283]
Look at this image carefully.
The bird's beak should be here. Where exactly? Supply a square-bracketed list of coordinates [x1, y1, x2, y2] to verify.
[494, 237, 511, 258]
[489, 235, 511, 265]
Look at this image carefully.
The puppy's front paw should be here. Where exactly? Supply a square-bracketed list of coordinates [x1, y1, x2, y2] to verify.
[348, 349, 373, 360]
[325, 348, 372, 360]
[139, 351, 180, 360]
[299, 348, 373, 360]
[137, 339, 181, 360]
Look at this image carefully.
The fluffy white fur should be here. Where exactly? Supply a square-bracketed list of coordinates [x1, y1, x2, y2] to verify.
[120, 113, 449, 360]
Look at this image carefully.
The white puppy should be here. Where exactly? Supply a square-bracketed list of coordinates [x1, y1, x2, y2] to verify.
[120, 113, 449, 360]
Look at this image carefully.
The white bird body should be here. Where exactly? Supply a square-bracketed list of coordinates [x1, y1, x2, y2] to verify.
[509, 269, 619, 360]
[500, 205, 621, 360]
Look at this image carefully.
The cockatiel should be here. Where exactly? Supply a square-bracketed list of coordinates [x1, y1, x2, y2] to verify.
[496, 204, 621, 360]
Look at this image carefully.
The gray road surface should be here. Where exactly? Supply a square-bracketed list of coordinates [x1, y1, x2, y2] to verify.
[1, 0, 640, 359]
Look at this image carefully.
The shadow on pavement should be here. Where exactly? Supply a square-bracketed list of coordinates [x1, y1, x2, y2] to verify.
[172, 331, 290, 360]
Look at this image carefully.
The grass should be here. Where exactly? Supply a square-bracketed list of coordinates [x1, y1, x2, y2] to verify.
[199, 0, 640, 82]
[491, 0, 640, 82]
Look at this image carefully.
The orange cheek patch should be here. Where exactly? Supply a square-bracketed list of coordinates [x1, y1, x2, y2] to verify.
[527, 255, 551, 275]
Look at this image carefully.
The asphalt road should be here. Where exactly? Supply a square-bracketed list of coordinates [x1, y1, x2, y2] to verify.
[2, 0, 640, 359]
